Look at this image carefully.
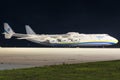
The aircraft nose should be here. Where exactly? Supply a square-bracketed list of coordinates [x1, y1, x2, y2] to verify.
[114, 38, 119, 44]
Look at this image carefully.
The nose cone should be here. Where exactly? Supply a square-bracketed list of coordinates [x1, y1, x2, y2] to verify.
[113, 38, 119, 44]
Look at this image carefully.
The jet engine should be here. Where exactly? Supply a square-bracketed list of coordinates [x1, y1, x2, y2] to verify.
[60, 38, 68, 42]
[49, 39, 58, 43]
[72, 38, 80, 42]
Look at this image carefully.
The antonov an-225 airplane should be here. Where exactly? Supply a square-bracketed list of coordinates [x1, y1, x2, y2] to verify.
[3, 23, 118, 47]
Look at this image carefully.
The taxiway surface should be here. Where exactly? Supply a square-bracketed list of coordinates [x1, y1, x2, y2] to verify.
[0, 48, 120, 70]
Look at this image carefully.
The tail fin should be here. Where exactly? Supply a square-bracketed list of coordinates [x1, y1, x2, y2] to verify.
[3, 23, 15, 39]
[25, 25, 36, 35]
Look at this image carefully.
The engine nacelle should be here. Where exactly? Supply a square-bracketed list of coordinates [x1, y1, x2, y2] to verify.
[49, 39, 58, 43]
[60, 38, 68, 42]
[72, 38, 80, 42]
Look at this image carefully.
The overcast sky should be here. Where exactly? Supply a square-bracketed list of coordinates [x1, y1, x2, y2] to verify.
[0, 0, 120, 47]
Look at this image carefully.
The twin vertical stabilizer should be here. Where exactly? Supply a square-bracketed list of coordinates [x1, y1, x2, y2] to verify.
[25, 25, 36, 35]
[3, 23, 15, 39]
[3, 23, 36, 39]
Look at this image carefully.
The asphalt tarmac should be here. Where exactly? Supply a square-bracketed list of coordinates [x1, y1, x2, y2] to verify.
[0, 48, 120, 70]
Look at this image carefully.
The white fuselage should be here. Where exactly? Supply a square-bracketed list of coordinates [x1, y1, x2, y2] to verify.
[27, 32, 118, 46]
